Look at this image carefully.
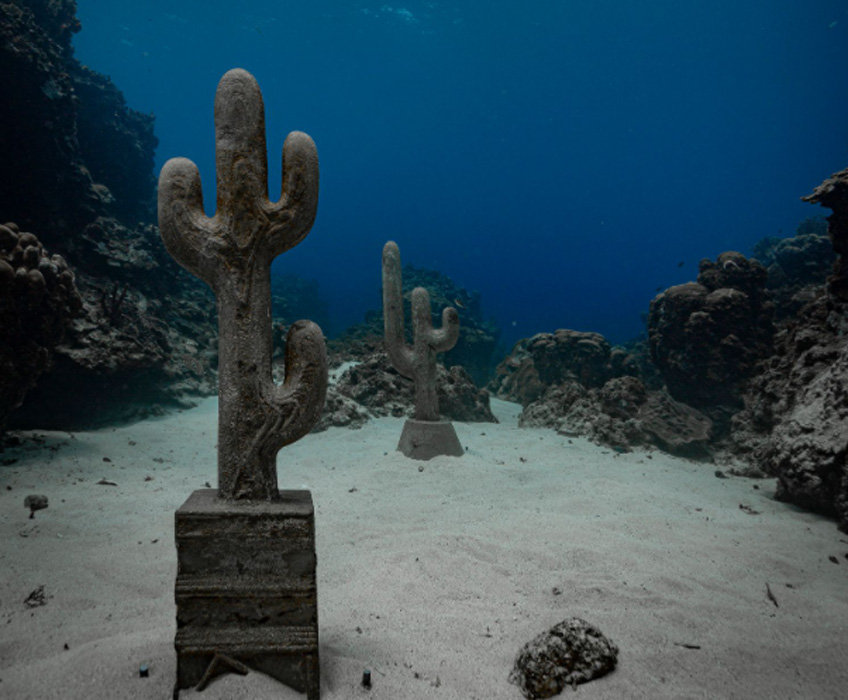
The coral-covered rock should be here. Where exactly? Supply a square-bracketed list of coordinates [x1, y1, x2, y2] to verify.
[493, 329, 713, 456]
[0, 2, 219, 431]
[0, 0, 157, 242]
[648, 252, 773, 414]
[333, 351, 497, 423]
[492, 330, 636, 406]
[751, 227, 834, 320]
[0, 222, 81, 431]
[802, 167, 848, 302]
[519, 376, 712, 458]
[7, 216, 218, 429]
[508, 617, 618, 698]
[732, 170, 848, 531]
[438, 365, 497, 423]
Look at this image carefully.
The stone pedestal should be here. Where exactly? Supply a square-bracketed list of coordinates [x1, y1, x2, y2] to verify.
[397, 419, 464, 460]
[174, 489, 319, 698]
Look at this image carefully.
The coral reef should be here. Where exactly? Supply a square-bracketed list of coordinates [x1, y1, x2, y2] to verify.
[492, 329, 635, 404]
[648, 252, 774, 419]
[0, 222, 81, 431]
[751, 225, 834, 321]
[732, 169, 848, 531]
[803, 168, 848, 302]
[0, 0, 156, 242]
[0, 1, 218, 431]
[493, 329, 712, 457]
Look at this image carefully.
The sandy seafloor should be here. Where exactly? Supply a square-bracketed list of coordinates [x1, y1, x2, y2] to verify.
[1, 395, 847, 700]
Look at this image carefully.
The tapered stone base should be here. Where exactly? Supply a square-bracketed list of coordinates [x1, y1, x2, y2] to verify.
[174, 489, 319, 698]
[397, 419, 464, 460]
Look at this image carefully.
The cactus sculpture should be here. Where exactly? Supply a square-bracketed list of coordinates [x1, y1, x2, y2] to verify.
[382, 240, 464, 458]
[158, 68, 328, 501]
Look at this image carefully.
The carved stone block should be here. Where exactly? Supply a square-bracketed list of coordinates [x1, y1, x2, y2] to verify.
[174, 489, 319, 698]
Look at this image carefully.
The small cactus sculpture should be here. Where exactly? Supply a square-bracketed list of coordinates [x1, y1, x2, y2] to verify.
[158, 68, 328, 500]
[382, 240, 463, 458]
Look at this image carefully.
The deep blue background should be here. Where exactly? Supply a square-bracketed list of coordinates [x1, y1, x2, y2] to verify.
[73, 1, 848, 347]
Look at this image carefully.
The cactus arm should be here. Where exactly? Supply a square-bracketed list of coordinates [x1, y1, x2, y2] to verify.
[429, 306, 460, 353]
[268, 320, 329, 448]
[382, 240, 414, 377]
[264, 131, 320, 258]
[157, 157, 222, 288]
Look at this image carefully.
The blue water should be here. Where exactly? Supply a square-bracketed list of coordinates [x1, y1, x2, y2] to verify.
[73, 1, 848, 348]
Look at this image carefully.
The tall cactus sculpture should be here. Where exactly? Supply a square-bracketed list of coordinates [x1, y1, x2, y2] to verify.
[382, 240, 464, 459]
[158, 68, 328, 500]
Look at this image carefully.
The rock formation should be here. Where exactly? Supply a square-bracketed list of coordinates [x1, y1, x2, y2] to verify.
[648, 252, 774, 423]
[1, 0, 218, 431]
[492, 329, 713, 457]
[0, 222, 81, 431]
[732, 169, 848, 531]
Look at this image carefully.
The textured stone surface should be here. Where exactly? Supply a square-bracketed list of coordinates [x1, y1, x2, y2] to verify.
[492, 330, 713, 457]
[752, 226, 834, 320]
[158, 69, 327, 500]
[508, 617, 618, 698]
[803, 167, 848, 301]
[519, 376, 712, 458]
[0, 0, 156, 244]
[174, 489, 318, 698]
[396, 419, 464, 460]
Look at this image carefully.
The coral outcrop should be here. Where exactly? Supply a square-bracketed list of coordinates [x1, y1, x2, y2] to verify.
[493, 329, 712, 457]
[732, 169, 848, 531]
[0, 222, 81, 431]
[1, 1, 218, 431]
[491, 330, 635, 405]
[648, 252, 774, 419]
[0, 0, 156, 242]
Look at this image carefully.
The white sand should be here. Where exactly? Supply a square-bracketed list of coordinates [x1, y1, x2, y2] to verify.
[1, 397, 847, 699]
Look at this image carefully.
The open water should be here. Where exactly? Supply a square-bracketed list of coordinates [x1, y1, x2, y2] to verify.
[73, 0, 848, 347]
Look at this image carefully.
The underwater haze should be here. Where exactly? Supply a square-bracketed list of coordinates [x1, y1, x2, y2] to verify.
[73, 0, 848, 348]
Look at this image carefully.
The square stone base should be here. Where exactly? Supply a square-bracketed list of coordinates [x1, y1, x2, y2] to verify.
[397, 419, 464, 460]
[174, 489, 319, 698]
